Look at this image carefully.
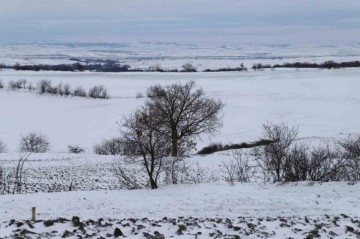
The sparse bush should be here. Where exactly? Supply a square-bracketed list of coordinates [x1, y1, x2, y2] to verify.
[0, 140, 7, 153]
[94, 138, 122, 155]
[148, 64, 164, 72]
[170, 161, 207, 184]
[63, 83, 71, 96]
[88, 85, 109, 99]
[0, 153, 30, 194]
[113, 161, 147, 189]
[20, 133, 50, 153]
[47, 86, 59, 95]
[181, 62, 197, 72]
[307, 145, 345, 182]
[38, 79, 52, 94]
[27, 82, 35, 91]
[282, 143, 310, 182]
[252, 123, 299, 182]
[339, 135, 360, 181]
[8, 80, 23, 90]
[57, 83, 64, 96]
[67, 145, 85, 154]
[73, 86, 87, 97]
[222, 150, 256, 183]
[19, 79, 27, 88]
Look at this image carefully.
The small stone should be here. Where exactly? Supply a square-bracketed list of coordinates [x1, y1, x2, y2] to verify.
[114, 227, 123, 237]
[44, 220, 55, 227]
[16, 222, 24, 227]
[233, 226, 241, 231]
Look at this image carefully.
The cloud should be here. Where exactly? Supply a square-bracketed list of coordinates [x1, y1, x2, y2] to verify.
[0, 0, 360, 43]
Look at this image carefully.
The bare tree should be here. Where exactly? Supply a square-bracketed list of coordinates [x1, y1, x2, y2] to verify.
[181, 62, 197, 72]
[222, 150, 256, 183]
[119, 108, 171, 189]
[145, 81, 224, 158]
[253, 123, 298, 182]
[308, 145, 344, 181]
[93, 137, 122, 155]
[339, 135, 360, 181]
[282, 143, 309, 182]
[20, 133, 50, 153]
[117, 81, 224, 188]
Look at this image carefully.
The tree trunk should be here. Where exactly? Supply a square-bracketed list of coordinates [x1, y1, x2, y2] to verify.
[171, 131, 178, 157]
[149, 177, 158, 189]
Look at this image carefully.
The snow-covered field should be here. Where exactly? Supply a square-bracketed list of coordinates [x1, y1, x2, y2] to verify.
[1, 68, 359, 153]
[1, 43, 360, 238]
[1, 42, 360, 70]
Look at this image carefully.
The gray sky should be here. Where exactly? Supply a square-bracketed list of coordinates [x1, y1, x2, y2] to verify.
[1, 0, 360, 44]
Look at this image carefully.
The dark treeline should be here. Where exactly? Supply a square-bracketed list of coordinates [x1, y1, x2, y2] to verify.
[7, 61, 131, 72]
[273, 60, 360, 69]
[1, 60, 360, 73]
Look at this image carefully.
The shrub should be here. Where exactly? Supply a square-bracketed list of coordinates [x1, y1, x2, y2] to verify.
[0, 140, 7, 153]
[67, 145, 85, 154]
[0, 79, 4, 89]
[47, 86, 59, 95]
[20, 133, 50, 153]
[19, 79, 27, 88]
[148, 64, 164, 72]
[222, 150, 256, 183]
[282, 143, 310, 182]
[63, 83, 71, 96]
[339, 135, 360, 181]
[252, 123, 299, 182]
[307, 145, 344, 182]
[38, 79, 52, 94]
[8, 80, 24, 90]
[73, 86, 87, 97]
[181, 62, 197, 72]
[27, 82, 35, 91]
[94, 138, 122, 155]
[0, 153, 30, 194]
[88, 85, 109, 99]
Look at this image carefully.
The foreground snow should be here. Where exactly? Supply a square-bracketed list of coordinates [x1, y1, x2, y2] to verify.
[0, 182, 359, 238]
[1, 182, 358, 221]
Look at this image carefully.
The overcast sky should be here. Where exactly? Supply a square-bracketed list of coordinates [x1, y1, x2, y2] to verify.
[1, 0, 360, 44]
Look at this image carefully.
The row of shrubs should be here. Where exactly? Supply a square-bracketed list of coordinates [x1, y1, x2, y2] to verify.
[0, 133, 50, 153]
[222, 123, 360, 183]
[0, 134, 122, 155]
[0, 133, 83, 154]
[1, 79, 109, 99]
[3, 60, 360, 74]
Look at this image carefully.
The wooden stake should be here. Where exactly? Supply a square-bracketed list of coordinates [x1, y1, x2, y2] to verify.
[31, 207, 36, 221]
